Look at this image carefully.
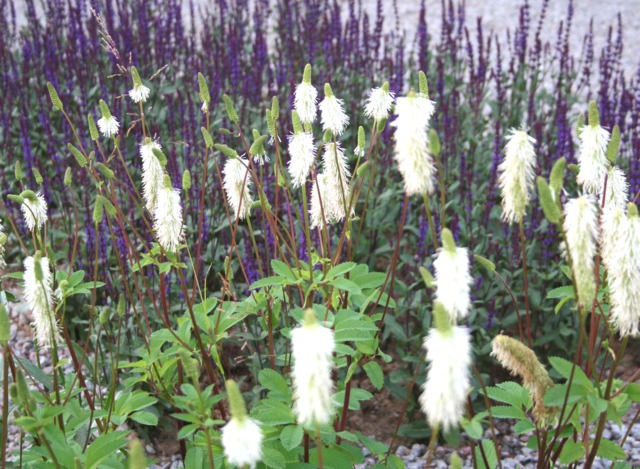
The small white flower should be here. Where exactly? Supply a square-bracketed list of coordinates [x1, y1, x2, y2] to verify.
[153, 183, 184, 252]
[221, 417, 263, 469]
[294, 82, 318, 125]
[391, 95, 437, 196]
[23, 255, 61, 347]
[21, 192, 48, 232]
[563, 196, 599, 308]
[419, 325, 472, 432]
[354, 146, 365, 158]
[577, 124, 610, 194]
[433, 245, 472, 322]
[252, 151, 269, 166]
[97, 115, 119, 138]
[608, 211, 640, 337]
[364, 86, 395, 121]
[287, 131, 316, 188]
[140, 140, 165, 212]
[129, 83, 150, 103]
[319, 87, 349, 136]
[498, 129, 537, 224]
[223, 158, 253, 220]
[201, 101, 209, 113]
[291, 310, 335, 427]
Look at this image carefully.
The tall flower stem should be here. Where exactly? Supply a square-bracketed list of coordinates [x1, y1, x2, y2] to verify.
[519, 219, 533, 346]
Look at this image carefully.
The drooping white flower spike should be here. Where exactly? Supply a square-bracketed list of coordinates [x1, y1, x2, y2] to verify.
[563, 195, 599, 309]
[0, 222, 6, 268]
[577, 102, 610, 194]
[601, 166, 628, 212]
[364, 81, 395, 122]
[223, 157, 253, 220]
[287, 111, 316, 188]
[221, 380, 264, 469]
[498, 128, 537, 224]
[319, 83, 349, 136]
[433, 228, 472, 323]
[291, 309, 335, 427]
[419, 302, 472, 432]
[24, 253, 61, 347]
[153, 175, 184, 252]
[21, 191, 48, 232]
[310, 140, 352, 229]
[128, 66, 150, 104]
[97, 99, 120, 138]
[608, 203, 640, 337]
[294, 64, 318, 125]
[391, 91, 436, 196]
[140, 139, 165, 212]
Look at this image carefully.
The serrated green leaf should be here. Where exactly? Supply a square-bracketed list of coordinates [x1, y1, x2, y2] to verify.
[363, 361, 384, 390]
[595, 439, 626, 461]
[280, 425, 304, 451]
[559, 441, 584, 464]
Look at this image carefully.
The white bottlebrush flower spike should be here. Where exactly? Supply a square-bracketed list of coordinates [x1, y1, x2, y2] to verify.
[291, 309, 335, 427]
[319, 84, 349, 136]
[419, 304, 471, 432]
[433, 229, 472, 323]
[563, 196, 599, 308]
[140, 139, 165, 212]
[223, 158, 253, 220]
[287, 131, 316, 188]
[577, 124, 610, 194]
[129, 83, 150, 104]
[601, 206, 626, 272]
[498, 129, 537, 224]
[294, 65, 318, 125]
[21, 192, 48, 232]
[608, 207, 640, 337]
[601, 166, 628, 211]
[391, 94, 437, 196]
[310, 173, 328, 229]
[24, 255, 61, 347]
[153, 180, 184, 252]
[0, 222, 6, 268]
[310, 142, 351, 228]
[364, 84, 395, 121]
[221, 380, 263, 469]
[97, 99, 120, 138]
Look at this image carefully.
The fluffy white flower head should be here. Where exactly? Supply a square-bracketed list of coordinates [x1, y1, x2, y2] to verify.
[222, 380, 263, 469]
[563, 195, 599, 308]
[577, 123, 610, 194]
[97, 99, 119, 138]
[419, 303, 471, 432]
[223, 158, 253, 220]
[21, 192, 48, 232]
[364, 83, 395, 121]
[24, 255, 61, 347]
[391, 93, 437, 196]
[498, 129, 537, 224]
[433, 229, 472, 323]
[291, 309, 335, 427]
[294, 64, 318, 125]
[320, 84, 349, 136]
[140, 139, 165, 212]
[153, 178, 184, 252]
[601, 206, 626, 272]
[601, 166, 628, 211]
[310, 142, 352, 228]
[129, 83, 150, 104]
[287, 111, 316, 188]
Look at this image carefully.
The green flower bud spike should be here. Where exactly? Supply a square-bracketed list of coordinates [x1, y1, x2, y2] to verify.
[292, 110, 303, 134]
[128, 439, 147, 469]
[302, 64, 312, 84]
[418, 266, 435, 289]
[197, 72, 210, 105]
[549, 157, 566, 197]
[163, 174, 172, 190]
[323, 129, 333, 143]
[64, 167, 72, 186]
[222, 94, 239, 124]
[131, 66, 142, 87]
[182, 170, 191, 191]
[15, 160, 22, 182]
[99, 100, 112, 120]
[266, 111, 276, 138]
[576, 114, 585, 138]
[87, 114, 99, 141]
[606, 125, 621, 164]
[588, 101, 600, 127]
[433, 301, 452, 335]
[357, 126, 365, 151]
[179, 350, 200, 385]
[32, 168, 43, 185]
[93, 197, 104, 224]
[382, 81, 390, 93]
[429, 129, 441, 157]
[324, 83, 334, 98]
[536, 177, 561, 225]
[214, 143, 238, 159]
[628, 203, 638, 218]
[33, 251, 44, 282]
[418, 71, 429, 99]
[68, 143, 87, 167]
[201, 127, 214, 148]
[441, 228, 456, 254]
[473, 254, 496, 273]
[271, 96, 279, 120]
[0, 304, 10, 345]
[117, 294, 126, 317]
[450, 453, 463, 469]
[46, 82, 64, 111]
[226, 379, 248, 422]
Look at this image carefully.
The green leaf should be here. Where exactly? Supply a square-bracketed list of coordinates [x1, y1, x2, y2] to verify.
[325, 262, 356, 279]
[513, 420, 535, 434]
[184, 447, 206, 469]
[489, 405, 527, 420]
[544, 383, 589, 407]
[261, 447, 286, 469]
[280, 425, 304, 451]
[129, 411, 158, 426]
[363, 361, 384, 390]
[271, 260, 297, 281]
[474, 440, 498, 469]
[546, 286, 574, 299]
[559, 441, 584, 464]
[15, 356, 53, 390]
[259, 369, 290, 401]
[85, 431, 129, 469]
[330, 278, 362, 295]
[250, 276, 288, 289]
[595, 439, 626, 461]
[463, 419, 483, 440]
[548, 356, 593, 390]
[251, 400, 295, 425]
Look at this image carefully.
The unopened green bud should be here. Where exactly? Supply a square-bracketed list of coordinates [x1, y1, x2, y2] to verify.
[292, 111, 303, 134]
[588, 101, 600, 127]
[68, 143, 87, 167]
[323, 129, 333, 143]
[250, 134, 268, 157]
[15, 161, 22, 182]
[8, 195, 24, 205]
[303, 308, 317, 327]
[628, 203, 638, 218]
[46, 82, 64, 111]
[356, 160, 370, 177]
[567, 163, 580, 176]
[95, 162, 114, 180]
[16, 368, 30, 407]
[9, 383, 18, 402]
[87, 114, 99, 141]
[302, 64, 312, 84]
[214, 143, 238, 159]
[128, 439, 146, 469]
[606, 125, 621, 164]
[179, 350, 200, 385]
[201, 127, 214, 148]
[266, 111, 276, 138]
[357, 126, 365, 151]
[64, 168, 72, 186]
[218, 128, 232, 136]
[429, 129, 441, 157]
[226, 379, 248, 421]
[98, 195, 116, 217]
[433, 301, 452, 334]
[418, 71, 429, 99]
[99, 307, 110, 325]
[33, 252, 44, 281]
[271, 96, 279, 120]
[450, 453, 463, 469]
[441, 228, 456, 254]
[93, 197, 104, 224]
[152, 148, 167, 168]
[473, 254, 496, 273]
[20, 190, 37, 202]
[182, 170, 191, 191]
[117, 294, 126, 317]
[131, 66, 142, 87]
[549, 158, 566, 197]
[99, 100, 112, 120]
[222, 94, 239, 124]
[536, 177, 560, 225]
[197, 72, 210, 105]
[324, 83, 334, 98]
[163, 174, 172, 189]
[0, 304, 10, 344]
[32, 168, 43, 185]
[376, 116, 387, 132]
[382, 81, 390, 93]
[418, 266, 435, 289]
